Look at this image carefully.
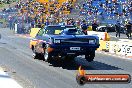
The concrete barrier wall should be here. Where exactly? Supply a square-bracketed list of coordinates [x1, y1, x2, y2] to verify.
[115, 41, 132, 57]
[98, 40, 132, 58]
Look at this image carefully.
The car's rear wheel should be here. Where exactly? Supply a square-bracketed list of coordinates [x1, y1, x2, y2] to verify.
[32, 46, 42, 60]
[33, 51, 40, 59]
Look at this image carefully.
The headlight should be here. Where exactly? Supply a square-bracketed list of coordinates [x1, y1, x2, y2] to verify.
[89, 40, 95, 44]
[54, 39, 61, 43]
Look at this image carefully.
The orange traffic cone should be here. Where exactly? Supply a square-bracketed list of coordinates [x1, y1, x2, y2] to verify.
[104, 32, 107, 41]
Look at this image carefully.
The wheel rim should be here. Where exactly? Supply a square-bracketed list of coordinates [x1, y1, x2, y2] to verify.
[33, 53, 36, 58]
[44, 48, 48, 61]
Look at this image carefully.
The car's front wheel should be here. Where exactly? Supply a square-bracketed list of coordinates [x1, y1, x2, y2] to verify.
[44, 45, 52, 62]
[85, 55, 94, 62]
[85, 51, 95, 62]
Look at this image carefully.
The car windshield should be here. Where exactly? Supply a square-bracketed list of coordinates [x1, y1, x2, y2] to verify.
[43, 26, 84, 35]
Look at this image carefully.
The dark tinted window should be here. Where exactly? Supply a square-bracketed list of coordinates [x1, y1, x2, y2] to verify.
[43, 25, 83, 35]
[37, 28, 44, 36]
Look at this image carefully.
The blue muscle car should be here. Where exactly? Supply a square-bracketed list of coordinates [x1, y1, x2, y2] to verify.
[30, 25, 100, 62]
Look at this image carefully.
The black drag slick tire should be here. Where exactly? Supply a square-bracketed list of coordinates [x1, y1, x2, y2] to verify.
[85, 55, 94, 62]
[32, 48, 42, 60]
[85, 51, 95, 62]
[33, 52, 40, 59]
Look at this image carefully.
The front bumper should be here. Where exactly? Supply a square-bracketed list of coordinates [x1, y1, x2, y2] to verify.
[48, 44, 100, 56]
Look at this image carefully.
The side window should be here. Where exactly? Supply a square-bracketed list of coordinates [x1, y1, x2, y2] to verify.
[37, 28, 44, 36]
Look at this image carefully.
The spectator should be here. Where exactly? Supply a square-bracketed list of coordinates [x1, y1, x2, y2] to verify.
[34, 15, 38, 24]
[37, 20, 41, 28]
[92, 22, 98, 31]
[31, 19, 35, 28]
[8, 16, 13, 30]
[45, 19, 49, 26]
[115, 21, 121, 38]
[125, 22, 132, 38]
[80, 20, 88, 35]
[42, 18, 44, 24]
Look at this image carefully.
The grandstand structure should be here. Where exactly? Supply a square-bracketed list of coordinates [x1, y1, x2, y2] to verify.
[17, 0, 77, 24]
[3, 0, 131, 28]
[75, 0, 132, 25]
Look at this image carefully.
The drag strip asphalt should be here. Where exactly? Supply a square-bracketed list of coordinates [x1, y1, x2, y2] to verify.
[0, 28, 132, 88]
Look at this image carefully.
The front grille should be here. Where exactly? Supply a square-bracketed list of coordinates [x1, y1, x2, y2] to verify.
[61, 38, 90, 44]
